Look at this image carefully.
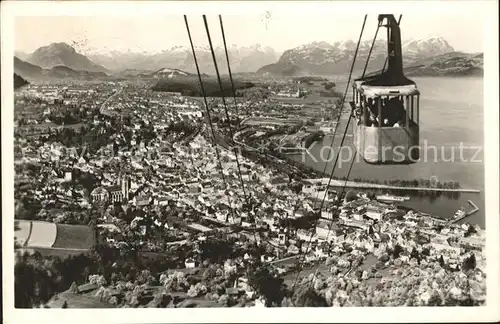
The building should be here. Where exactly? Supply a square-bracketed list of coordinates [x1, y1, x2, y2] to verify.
[458, 236, 484, 250]
[108, 185, 124, 203]
[431, 235, 461, 254]
[90, 176, 131, 204]
[270, 175, 289, 188]
[340, 219, 370, 231]
[365, 206, 385, 221]
[315, 220, 343, 241]
[90, 187, 109, 203]
[184, 258, 196, 268]
[64, 171, 72, 182]
[278, 228, 288, 246]
[121, 176, 131, 201]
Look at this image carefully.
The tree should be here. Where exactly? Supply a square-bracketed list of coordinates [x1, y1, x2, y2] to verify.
[427, 291, 443, 306]
[15, 256, 55, 308]
[69, 282, 79, 294]
[199, 239, 236, 263]
[187, 283, 207, 298]
[293, 285, 328, 307]
[150, 291, 172, 308]
[324, 82, 336, 90]
[393, 244, 404, 259]
[62, 301, 68, 308]
[464, 225, 477, 237]
[462, 253, 476, 272]
[410, 248, 421, 264]
[248, 264, 287, 307]
[137, 269, 154, 285]
[438, 255, 446, 268]
[344, 190, 358, 202]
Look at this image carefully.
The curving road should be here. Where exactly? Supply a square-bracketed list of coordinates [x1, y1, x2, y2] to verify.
[99, 87, 123, 116]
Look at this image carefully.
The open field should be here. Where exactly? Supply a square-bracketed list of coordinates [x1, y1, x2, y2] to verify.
[28, 221, 57, 247]
[46, 290, 115, 308]
[152, 76, 255, 97]
[14, 220, 32, 246]
[52, 224, 96, 249]
[14, 220, 95, 257]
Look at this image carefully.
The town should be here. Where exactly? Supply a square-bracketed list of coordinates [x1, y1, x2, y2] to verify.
[14, 78, 486, 308]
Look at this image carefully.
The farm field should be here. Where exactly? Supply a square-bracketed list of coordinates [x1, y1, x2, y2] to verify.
[28, 221, 57, 247]
[52, 223, 95, 249]
[46, 290, 115, 308]
[14, 220, 32, 246]
[14, 220, 95, 257]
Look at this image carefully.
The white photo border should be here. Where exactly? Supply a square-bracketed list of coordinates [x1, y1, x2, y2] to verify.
[2, 1, 499, 323]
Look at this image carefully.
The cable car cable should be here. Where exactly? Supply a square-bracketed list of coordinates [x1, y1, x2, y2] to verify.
[184, 15, 235, 219]
[203, 15, 250, 209]
[290, 14, 368, 292]
[362, 24, 381, 77]
[305, 16, 386, 290]
[218, 14, 260, 244]
[310, 14, 368, 205]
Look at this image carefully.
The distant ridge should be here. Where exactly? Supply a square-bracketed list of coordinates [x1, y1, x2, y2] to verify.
[14, 57, 43, 78]
[14, 56, 110, 81]
[151, 67, 194, 78]
[25, 42, 108, 73]
[14, 73, 29, 89]
[404, 52, 483, 77]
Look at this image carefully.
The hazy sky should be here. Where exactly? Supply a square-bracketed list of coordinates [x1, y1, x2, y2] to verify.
[15, 13, 484, 54]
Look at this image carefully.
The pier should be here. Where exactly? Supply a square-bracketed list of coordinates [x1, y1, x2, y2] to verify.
[448, 200, 480, 225]
[306, 178, 481, 193]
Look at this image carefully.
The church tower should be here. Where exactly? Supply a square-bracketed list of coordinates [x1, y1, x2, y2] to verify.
[121, 176, 130, 201]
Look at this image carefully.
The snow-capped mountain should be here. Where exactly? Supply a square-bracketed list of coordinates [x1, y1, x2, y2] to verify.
[84, 44, 279, 73]
[258, 36, 459, 76]
[402, 36, 455, 59]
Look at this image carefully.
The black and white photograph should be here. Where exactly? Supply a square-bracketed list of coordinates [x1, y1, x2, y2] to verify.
[2, 1, 499, 322]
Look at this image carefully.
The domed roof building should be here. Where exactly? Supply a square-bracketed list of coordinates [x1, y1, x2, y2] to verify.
[90, 186, 109, 203]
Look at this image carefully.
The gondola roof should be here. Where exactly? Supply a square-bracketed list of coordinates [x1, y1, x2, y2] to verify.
[354, 82, 419, 97]
[353, 14, 419, 97]
[354, 70, 419, 97]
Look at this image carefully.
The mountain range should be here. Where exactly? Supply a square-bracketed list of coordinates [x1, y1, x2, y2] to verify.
[83, 44, 279, 74]
[257, 36, 482, 76]
[14, 56, 109, 80]
[14, 37, 483, 81]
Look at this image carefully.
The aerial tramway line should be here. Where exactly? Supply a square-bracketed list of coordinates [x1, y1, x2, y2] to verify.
[184, 15, 259, 242]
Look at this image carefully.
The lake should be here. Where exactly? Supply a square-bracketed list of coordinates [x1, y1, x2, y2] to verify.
[289, 77, 485, 228]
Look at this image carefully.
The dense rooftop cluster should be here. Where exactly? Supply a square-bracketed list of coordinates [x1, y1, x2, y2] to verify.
[14, 79, 485, 308]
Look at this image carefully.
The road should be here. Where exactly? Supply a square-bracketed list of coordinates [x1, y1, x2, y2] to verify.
[99, 87, 123, 116]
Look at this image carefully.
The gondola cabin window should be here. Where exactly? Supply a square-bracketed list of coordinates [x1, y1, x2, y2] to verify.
[351, 82, 420, 164]
[353, 85, 419, 129]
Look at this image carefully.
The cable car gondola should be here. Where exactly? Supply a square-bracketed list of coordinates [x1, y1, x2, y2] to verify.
[351, 14, 420, 164]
